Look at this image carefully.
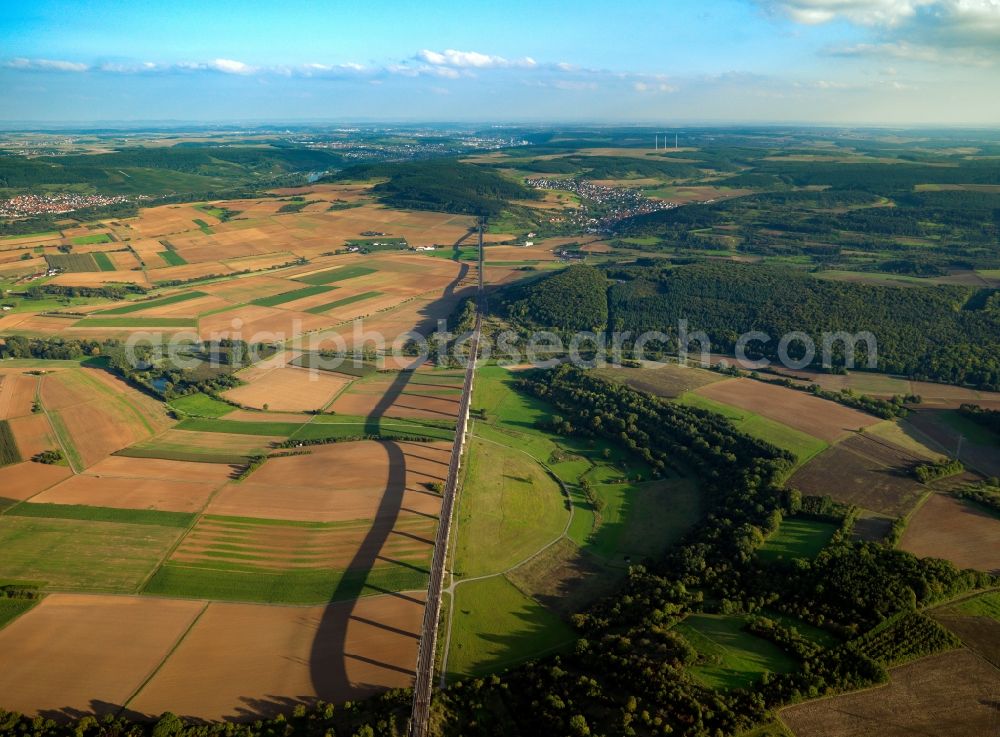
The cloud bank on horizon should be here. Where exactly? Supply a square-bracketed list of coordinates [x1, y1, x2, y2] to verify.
[1, 0, 998, 124]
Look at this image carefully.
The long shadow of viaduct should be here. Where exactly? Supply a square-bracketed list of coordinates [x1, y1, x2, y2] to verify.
[308, 230, 474, 699]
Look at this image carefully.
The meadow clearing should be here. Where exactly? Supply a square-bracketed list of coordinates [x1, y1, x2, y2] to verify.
[441, 363, 705, 681]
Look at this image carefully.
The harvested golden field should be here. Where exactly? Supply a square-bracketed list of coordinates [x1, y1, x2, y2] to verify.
[137, 293, 235, 318]
[49, 270, 150, 287]
[40, 369, 171, 469]
[198, 305, 331, 341]
[170, 513, 437, 571]
[0, 371, 38, 418]
[0, 594, 205, 718]
[6, 413, 57, 458]
[124, 429, 279, 460]
[149, 261, 237, 282]
[314, 287, 475, 350]
[780, 649, 1000, 737]
[204, 440, 450, 522]
[222, 252, 300, 272]
[0, 232, 62, 247]
[129, 594, 425, 720]
[31, 473, 222, 513]
[198, 274, 300, 302]
[222, 366, 350, 411]
[0, 461, 72, 504]
[109, 250, 141, 270]
[127, 204, 220, 238]
[900, 493, 1000, 574]
[330, 383, 461, 419]
[693, 378, 879, 442]
[85, 454, 239, 483]
[222, 409, 315, 424]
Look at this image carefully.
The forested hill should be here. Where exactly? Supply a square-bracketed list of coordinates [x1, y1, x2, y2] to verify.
[0, 146, 345, 193]
[327, 159, 538, 215]
[498, 264, 609, 332]
[501, 261, 1000, 389]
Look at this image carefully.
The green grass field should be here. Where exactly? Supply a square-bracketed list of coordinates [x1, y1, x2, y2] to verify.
[174, 414, 454, 442]
[192, 218, 213, 235]
[470, 364, 679, 563]
[948, 591, 1000, 621]
[0, 517, 184, 593]
[70, 233, 113, 246]
[446, 576, 577, 680]
[304, 290, 383, 314]
[167, 392, 235, 418]
[99, 290, 207, 315]
[758, 517, 839, 563]
[295, 415, 456, 442]
[114, 446, 250, 464]
[195, 205, 227, 219]
[158, 250, 188, 266]
[176, 417, 303, 436]
[737, 721, 794, 737]
[939, 410, 1000, 447]
[673, 614, 798, 690]
[0, 420, 22, 467]
[143, 561, 426, 604]
[46, 410, 82, 472]
[91, 252, 116, 271]
[0, 231, 58, 241]
[291, 354, 377, 375]
[453, 436, 567, 578]
[77, 316, 196, 328]
[250, 285, 335, 307]
[5, 502, 195, 528]
[295, 264, 377, 285]
[585, 476, 703, 561]
[0, 598, 37, 630]
[678, 393, 828, 467]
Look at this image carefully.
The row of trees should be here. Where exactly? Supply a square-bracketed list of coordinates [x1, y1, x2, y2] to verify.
[958, 403, 1000, 435]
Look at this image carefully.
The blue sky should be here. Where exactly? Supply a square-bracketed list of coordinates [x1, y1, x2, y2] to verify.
[2, 0, 999, 124]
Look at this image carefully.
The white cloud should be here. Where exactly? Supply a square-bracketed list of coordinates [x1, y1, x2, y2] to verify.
[5, 57, 89, 72]
[832, 39, 997, 64]
[633, 80, 678, 93]
[761, 0, 1000, 62]
[762, 0, 935, 25]
[208, 58, 255, 74]
[415, 48, 537, 69]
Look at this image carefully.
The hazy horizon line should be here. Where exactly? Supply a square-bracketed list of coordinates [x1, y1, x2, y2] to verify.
[2, 119, 1000, 132]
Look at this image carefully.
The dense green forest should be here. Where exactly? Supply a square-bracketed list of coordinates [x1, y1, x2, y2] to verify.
[0, 146, 344, 193]
[496, 260, 999, 389]
[499, 264, 609, 332]
[329, 159, 537, 215]
[604, 262, 1000, 388]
